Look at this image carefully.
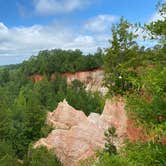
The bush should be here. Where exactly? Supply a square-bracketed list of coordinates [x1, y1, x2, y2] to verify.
[24, 147, 61, 166]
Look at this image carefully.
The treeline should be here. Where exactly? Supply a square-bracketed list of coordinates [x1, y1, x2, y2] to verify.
[85, 2, 166, 166]
[0, 43, 104, 166]
[20, 49, 104, 76]
[0, 1, 165, 166]
[0, 19, 100, 166]
[0, 67, 103, 165]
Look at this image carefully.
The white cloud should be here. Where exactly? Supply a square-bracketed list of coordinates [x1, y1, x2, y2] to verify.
[84, 14, 117, 33]
[33, 0, 95, 15]
[0, 12, 116, 65]
[0, 22, 72, 54]
[0, 21, 109, 65]
[65, 35, 97, 52]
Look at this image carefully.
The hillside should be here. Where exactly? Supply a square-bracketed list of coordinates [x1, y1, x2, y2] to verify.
[0, 2, 166, 166]
[30, 68, 108, 95]
[0, 47, 165, 165]
[34, 99, 156, 166]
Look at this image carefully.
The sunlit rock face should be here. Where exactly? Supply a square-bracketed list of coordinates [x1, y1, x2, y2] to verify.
[30, 74, 44, 82]
[60, 69, 108, 95]
[34, 99, 128, 166]
[46, 100, 87, 129]
[31, 68, 108, 95]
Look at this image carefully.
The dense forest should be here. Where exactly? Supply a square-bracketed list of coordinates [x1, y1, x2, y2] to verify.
[0, 50, 104, 165]
[0, 2, 165, 166]
[20, 49, 104, 76]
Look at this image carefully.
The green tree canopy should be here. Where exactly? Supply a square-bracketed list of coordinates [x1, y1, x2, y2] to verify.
[104, 17, 139, 95]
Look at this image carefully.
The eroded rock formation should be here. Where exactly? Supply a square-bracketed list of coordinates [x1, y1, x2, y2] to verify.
[60, 69, 108, 95]
[47, 100, 87, 130]
[31, 69, 108, 95]
[34, 99, 128, 166]
[30, 74, 44, 82]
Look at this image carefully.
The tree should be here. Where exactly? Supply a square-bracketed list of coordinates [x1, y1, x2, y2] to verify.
[104, 17, 139, 95]
[0, 141, 19, 166]
[34, 79, 56, 111]
[66, 80, 103, 115]
[146, 2, 166, 47]
[0, 109, 11, 141]
[104, 127, 117, 156]
[0, 69, 10, 85]
[8, 87, 47, 159]
[25, 147, 61, 166]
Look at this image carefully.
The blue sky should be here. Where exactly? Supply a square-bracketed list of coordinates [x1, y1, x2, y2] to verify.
[0, 0, 162, 65]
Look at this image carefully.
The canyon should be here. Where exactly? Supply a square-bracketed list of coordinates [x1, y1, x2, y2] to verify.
[34, 99, 147, 166]
[33, 68, 165, 165]
[31, 68, 108, 95]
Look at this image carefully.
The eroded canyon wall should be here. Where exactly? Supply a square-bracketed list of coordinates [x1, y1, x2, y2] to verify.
[31, 69, 108, 95]
[34, 99, 129, 166]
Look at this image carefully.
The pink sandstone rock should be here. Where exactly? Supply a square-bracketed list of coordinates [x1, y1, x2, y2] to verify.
[32, 69, 108, 95]
[30, 74, 45, 82]
[101, 99, 127, 138]
[60, 69, 108, 95]
[34, 99, 128, 166]
[47, 99, 87, 129]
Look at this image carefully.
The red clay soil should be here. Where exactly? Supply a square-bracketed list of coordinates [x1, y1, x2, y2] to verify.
[126, 118, 166, 145]
[31, 68, 103, 83]
[30, 75, 45, 83]
[30, 71, 166, 145]
[51, 68, 103, 81]
[161, 137, 166, 145]
[126, 119, 148, 142]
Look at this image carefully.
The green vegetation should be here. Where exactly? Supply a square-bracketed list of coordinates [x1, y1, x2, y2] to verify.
[93, 2, 166, 166]
[0, 49, 104, 164]
[0, 141, 20, 166]
[104, 17, 139, 95]
[21, 49, 103, 76]
[104, 127, 117, 156]
[24, 147, 61, 166]
[86, 142, 166, 166]
[0, 1, 165, 165]
[146, 2, 166, 46]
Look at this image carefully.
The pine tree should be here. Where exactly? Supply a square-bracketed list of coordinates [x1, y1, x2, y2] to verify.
[104, 127, 117, 156]
[104, 17, 138, 95]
